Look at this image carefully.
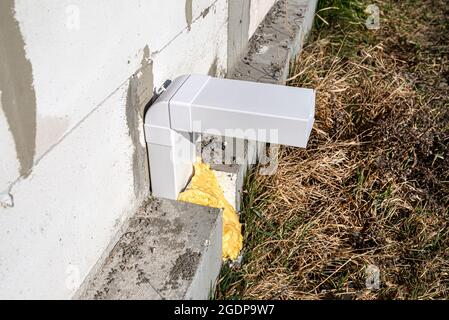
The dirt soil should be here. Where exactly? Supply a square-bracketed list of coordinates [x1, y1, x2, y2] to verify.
[218, 0, 448, 300]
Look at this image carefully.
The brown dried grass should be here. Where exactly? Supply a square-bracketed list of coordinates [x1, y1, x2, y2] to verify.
[218, 0, 449, 300]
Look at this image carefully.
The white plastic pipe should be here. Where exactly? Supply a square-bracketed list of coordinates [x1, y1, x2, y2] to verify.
[144, 74, 315, 200]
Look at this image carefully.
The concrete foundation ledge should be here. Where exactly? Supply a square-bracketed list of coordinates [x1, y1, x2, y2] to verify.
[78, 198, 222, 300]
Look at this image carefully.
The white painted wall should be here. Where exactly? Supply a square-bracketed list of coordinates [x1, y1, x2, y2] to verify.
[249, 0, 277, 38]
[0, 0, 276, 299]
[0, 0, 228, 299]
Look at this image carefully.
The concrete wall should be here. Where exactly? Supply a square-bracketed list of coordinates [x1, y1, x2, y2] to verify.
[0, 0, 276, 299]
[227, 0, 277, 72]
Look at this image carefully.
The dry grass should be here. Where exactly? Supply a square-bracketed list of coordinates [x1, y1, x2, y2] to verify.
[217, 0, 449, 300]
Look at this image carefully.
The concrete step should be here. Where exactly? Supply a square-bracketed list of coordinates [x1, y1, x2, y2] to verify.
[78, 198, 222, 300]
